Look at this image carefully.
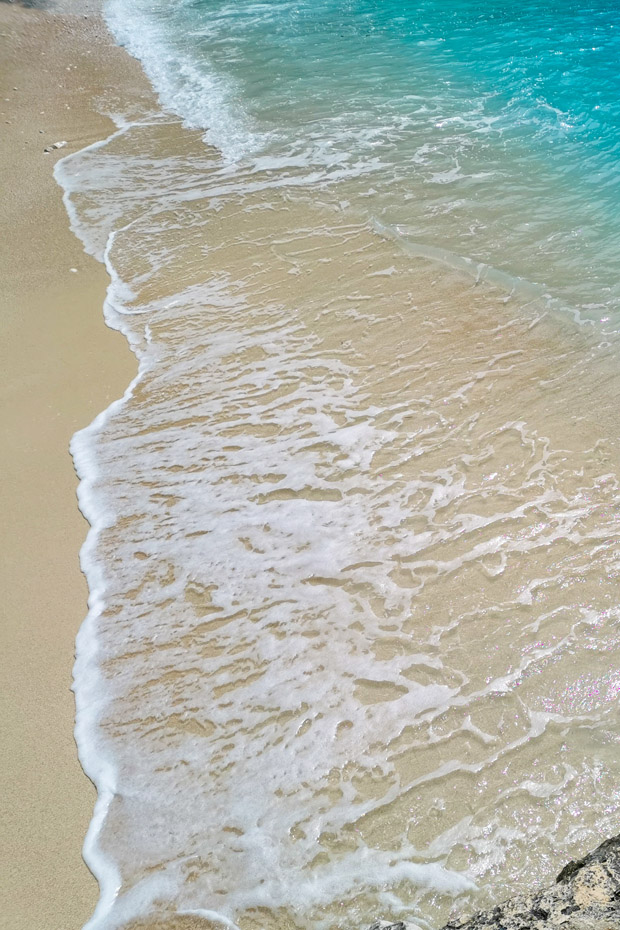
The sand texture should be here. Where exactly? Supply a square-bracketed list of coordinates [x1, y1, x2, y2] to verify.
[0, 4, 151, 928]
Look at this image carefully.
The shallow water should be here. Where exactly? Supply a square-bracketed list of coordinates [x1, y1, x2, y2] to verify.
[59, 3, 620, 929]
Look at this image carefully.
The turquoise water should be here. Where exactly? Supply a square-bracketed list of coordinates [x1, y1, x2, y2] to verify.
[107, 0, 620, 321]
[65, 3, 620, 929]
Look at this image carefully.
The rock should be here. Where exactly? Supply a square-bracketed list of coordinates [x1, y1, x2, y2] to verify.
[43, 140, 67, 154]
[437, 834, 620, 930]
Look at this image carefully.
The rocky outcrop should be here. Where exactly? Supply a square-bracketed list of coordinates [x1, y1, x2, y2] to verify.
[371, 834, 620, 930]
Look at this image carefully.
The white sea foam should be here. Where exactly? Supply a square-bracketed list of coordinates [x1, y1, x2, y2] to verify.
[58, 10, 620, 930]
[104, 0, 267, 163]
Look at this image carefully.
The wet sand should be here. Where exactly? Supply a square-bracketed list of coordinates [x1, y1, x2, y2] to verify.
[4, 3, 620, 930]
[0, 4, 151, 927]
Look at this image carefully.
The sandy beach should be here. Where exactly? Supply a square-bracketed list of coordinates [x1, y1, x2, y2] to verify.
[4, 1, 620, 928]
[0, 4, 149, 927]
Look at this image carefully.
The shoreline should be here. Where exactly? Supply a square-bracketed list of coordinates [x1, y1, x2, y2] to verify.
[3, 3, 620, 929]
[0, 4, 152, 927]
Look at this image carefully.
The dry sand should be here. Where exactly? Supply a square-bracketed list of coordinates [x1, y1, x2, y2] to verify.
[0, 4, 153, 928]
